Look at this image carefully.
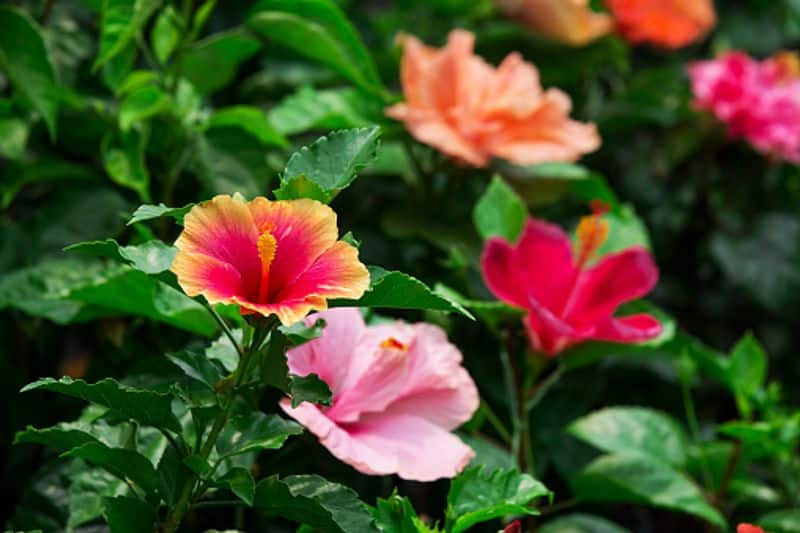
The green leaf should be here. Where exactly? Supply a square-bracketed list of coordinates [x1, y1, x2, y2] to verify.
[539, 513, 631, 533]
[21, 377, 182, 433]
[103, 128, 151, 201]
[64, 442, 159, 496]
[182, 29, 260, 95]
[115, 70, 159, 96]
[127, 203, 193, 225]
[195, 127, 271, 198]
[289, 373, 333, 408]
[103, 496, 157, 533]
[729, 333, 767, 418]
[247, 0, 384, 96]
[253, 474, 380, 532]
[334, 266, 473, 318]
[571, 455, 725, 528]
[0, 8, 60, 138]
[151, 6, 180, 64]
[95, 0, 161, 70]
[206, 106, 288, 147]
[279, 318, 326, 346]
[375, 494, 430, 533]
[0, 113, 29, 160]
[275, 127, 381, 203]
[569, 407, 689, 467]
[15, 423, 100, 451]
[473, 176, 527, 242]
[594, 205, 651, 256]
[759, 509, 800, 533]
[217, 412, 303, 457]
[166, 350, 224, 391]
[268, 86, 379, 136]
[446, 466, 551, 533]
[459, 434, 516, 472]
[119, 85, 170, 131]
[66, 239, 176, 275]
[216, 467, 256, 506]
[157, 443, 193, 507]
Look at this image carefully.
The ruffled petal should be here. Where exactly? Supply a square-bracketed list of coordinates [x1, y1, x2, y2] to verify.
[174, 194, 260, 299]
[591, 313, 663, 344]
[562, 246, 659, 327]
[347, 413, 475, 481]
[382, 324, 479, 429]
[286, 308, 366, 396]
[247, 198, 339, 299]
[170, 251, 244, 303]
[524, 294, 586, 355]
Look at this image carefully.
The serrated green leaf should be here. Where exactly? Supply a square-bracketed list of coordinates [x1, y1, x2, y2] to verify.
[95, 0, 161, 70]
[64, 442, 159, 496]
[0, 8, 60, 138]
[473, 176, 527, 242]
[571, 455, 725, 528]
[447, 466, 551, 533]
[253, 474, 380, 532]
[374, 494, 429, 533]
[275, 127, 380, 203]
[127, 203, 193, 225]
[21, 377, 182, 433]
[569, 407, 689, 467]
[217, 412, 302, 457]
[289, 373, 333, 408]
[206, 106, 288, 147]
[103, 495, 157, 533]
[15, 423, 100, 451]
[247, 0, 384, 96]
[66, 238, 176, 275]
[334, 266, 473, 318]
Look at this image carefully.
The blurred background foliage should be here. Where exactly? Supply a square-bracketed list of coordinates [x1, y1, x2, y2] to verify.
[1, 0, 800, 531]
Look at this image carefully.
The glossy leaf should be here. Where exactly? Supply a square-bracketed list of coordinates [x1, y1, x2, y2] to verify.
[571, 455, 725, 528]
[268, 86, 379, 136]
[729, 332, 767, 418]
[103, 128, 151, 201]
[759, 509, 800, 533]
[216, 467, 256, 506]
[21, 377, 182, 433]
[103, 496, 157, 533]
[151, 6, 180, 64]
[206, 106, 288, 147]
[253, 474, 380, 532]
[166, 350, 224, 391]
[66, 238, 176, 275]
[217, 412, 303, 457]
[95, 0, 161, 69]
[127, 203, 193, 225]
[446, 466, 551, 533]
[64, 442, 159, 496]
[374, 494, 429, 533]
[119, 85, 170, 131]
[15, 424, 100, 451]
[182, 29, 260, 94]
[473, 176, 527, 242]
[569, 407, 689, 466]
[334, 266, 473, 318]
[288, 373, 333, 408]
[275, 127, 381, 203]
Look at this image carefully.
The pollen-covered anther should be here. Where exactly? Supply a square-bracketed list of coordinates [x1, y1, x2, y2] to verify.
[380, 337, 408, 351]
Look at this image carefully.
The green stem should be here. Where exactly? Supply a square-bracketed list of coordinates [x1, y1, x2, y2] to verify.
[162, 322, 273, 533]
[499, 343, 521, 465]
[480, 399, 512, 444]
[682, 379, 713, 491]
[205, 303, 245, 361]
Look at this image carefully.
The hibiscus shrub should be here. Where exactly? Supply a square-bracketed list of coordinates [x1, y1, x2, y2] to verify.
[2, 1, 800, 532]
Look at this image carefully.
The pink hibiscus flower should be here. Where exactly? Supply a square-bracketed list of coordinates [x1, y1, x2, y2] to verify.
[280, 308, 479, 481]
[480, 208, 661, 355]
[689, 51, 800, 163]
[171, 194, 370, 326]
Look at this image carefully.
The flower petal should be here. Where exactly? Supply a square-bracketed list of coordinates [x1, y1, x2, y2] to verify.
[562, 246, 659, 327]
[286, 308, 366, 396]
[247, 197, 339, 299]
[524, 295, 585, 355]
[382, 324, 479, 429]
[273, 240, 370, 305]
[170, 251, 244, 302]
[481, 219, 576, 310]
[174, 194, 260, 299]
[591, 313, 663, 344]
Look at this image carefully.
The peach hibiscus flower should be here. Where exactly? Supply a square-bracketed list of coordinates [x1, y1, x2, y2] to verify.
[605, 0, 716, 49]
[171, 194, 370, 326]
[280, 308, 479, 481]
[385, 29, 600, 168]
[497, 0, 613, 46]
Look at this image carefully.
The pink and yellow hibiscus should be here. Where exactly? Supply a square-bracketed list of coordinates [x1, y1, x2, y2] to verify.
[171, 194, 370, 326]
[386, 29, 600, 168]
[481, 207, 661, 355]
[280, 308, 479, 481]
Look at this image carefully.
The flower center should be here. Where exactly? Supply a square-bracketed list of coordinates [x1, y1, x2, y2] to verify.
[380, 337, 408, 351]
[574, 200, 609, 268]
[256, 223, 277, 303]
